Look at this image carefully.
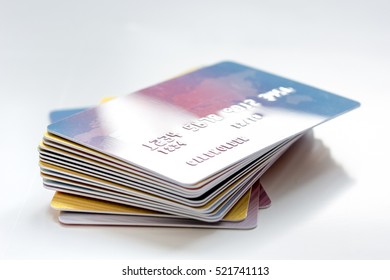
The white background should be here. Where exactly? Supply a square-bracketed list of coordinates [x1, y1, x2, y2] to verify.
[0, 0, 389, 259]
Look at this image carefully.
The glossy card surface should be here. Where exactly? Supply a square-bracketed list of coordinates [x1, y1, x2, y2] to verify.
[48, 61, 360, 188]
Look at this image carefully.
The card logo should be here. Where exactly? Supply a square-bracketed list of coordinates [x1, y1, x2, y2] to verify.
[257, 87, 295, 102]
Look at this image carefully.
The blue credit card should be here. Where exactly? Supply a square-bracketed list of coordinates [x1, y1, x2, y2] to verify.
[49, 108, 87, 123]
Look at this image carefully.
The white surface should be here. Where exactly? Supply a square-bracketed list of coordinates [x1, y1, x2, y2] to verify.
[0, 0, 389, 259]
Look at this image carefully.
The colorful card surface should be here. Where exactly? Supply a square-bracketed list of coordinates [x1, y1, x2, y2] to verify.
[47, 61, 360, 190]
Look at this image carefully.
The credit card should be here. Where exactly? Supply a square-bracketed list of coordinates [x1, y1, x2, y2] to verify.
[47, 61, 360, 191]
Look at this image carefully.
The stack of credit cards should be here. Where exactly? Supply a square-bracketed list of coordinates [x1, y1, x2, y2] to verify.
[38, 61, 360, 229]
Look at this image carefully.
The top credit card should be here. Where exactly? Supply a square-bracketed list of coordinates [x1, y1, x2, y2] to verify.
[48, 61, 360, 187]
